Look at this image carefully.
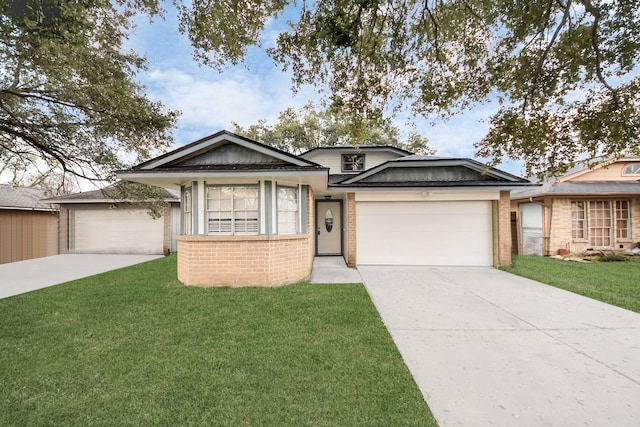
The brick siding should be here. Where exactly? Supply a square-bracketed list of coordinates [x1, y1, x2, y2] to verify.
[346, 192, 357, 267]
[177, 234, 312, 287]
[498, 190, 512, 266]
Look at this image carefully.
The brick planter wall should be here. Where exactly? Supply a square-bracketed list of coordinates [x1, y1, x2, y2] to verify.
[177, 234, 312, 287]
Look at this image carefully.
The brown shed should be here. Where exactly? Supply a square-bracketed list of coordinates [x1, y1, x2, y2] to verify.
[0, 184, 59, 264]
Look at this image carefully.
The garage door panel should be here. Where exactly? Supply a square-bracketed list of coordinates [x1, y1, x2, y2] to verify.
[357, 201, 493, 266]
[73, 209, 163, 254]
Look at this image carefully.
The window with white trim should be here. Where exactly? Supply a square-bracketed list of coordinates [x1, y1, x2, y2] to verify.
[615, 200, 630, 239]
[571, 201, 586, 239]
[206, 186, 258, 235]
[183, 188, 192, 235]
[277, 186, 299, 234]
[589, 201, 611, 247]
[570, 200, 631, 247]
[623, 163, 640, 175]
[342, 154, 365, 172]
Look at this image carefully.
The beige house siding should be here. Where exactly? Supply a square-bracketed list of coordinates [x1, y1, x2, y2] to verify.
[303, 150, 401, 174]
[0, 210, 58, 264]
[568, 161, 640, 182]
[548, 197, 640, 254]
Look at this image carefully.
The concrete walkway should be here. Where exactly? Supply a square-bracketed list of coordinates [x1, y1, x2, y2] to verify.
[0, 254, 163, 299]
[309, 256, 362, 283]
[359, 266, 640, 427]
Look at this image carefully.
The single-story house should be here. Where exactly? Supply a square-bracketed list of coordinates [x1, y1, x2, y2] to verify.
[44, 183, 180, 255]
[117, 130, 531, 287]
[511, 157, 640, 256]
[0, 184, 59, 264]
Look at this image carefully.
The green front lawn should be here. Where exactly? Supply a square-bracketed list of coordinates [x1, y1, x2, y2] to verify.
[0, 255, 436, 426]
[502, 255, 640, 313]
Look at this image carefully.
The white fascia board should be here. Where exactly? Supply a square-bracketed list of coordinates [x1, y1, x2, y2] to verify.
[332, 184, 527, 192]
[355, 189, 502, 202]
[119, 169, 327, 180]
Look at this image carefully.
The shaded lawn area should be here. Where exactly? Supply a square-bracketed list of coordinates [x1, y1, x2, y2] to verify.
[502, 255, 640, 313]
[0, 255, 436, 426]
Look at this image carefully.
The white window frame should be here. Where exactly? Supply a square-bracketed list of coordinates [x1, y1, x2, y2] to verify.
[277, 185, 299, 235]
[571, 200, 631, 247]
[206, 185, 259, 235]
[623, 163, 640, 175]
[571, 201, 586, 240]
[183, 187, 192, 235]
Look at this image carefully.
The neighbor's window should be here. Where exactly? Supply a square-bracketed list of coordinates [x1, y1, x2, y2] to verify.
[571, 201, 586, 239]
[588, 201, 612, 247]
[184, 188, 192, 235]
[615, 200, 630, 239]
[277, 186, 299, 234]
[623, 163, 640, 175]
[342, 154, 365, 172]
[206, 186, 258, 235]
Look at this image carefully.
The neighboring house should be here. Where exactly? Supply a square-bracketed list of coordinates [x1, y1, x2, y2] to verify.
[511, 157, 640, 256]
[44, 183, 180, 255]
[117, 130, 531, 287]
[0, 184, 59, 264]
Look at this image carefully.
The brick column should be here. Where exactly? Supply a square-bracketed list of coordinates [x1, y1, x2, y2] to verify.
[498, 190, 512, 266]
[346, 192, 357, 267]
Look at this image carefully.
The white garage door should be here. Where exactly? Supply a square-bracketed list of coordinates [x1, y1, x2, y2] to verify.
[71, 209, 164, 254]
[357, 201, 493, 266]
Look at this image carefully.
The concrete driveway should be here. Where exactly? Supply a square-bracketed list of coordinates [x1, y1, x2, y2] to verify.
[359, 266, 640, 427]
[0, 254, 163, 299]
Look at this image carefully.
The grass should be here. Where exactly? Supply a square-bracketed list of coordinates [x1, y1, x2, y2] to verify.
[502, 255, 640, 313]
[0, 254, 436, 426]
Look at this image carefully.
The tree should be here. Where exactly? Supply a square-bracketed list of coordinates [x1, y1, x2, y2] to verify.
[180, 0, 640, 177]
[0, 0, 178, 194]
[232, 101, 435, 154]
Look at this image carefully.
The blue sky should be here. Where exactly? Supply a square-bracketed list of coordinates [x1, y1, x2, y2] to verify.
[128, 4, 523, 175]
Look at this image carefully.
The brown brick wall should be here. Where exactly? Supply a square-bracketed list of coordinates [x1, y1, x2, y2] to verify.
[346, 192, 357, 267]
[498, 190, 512, 266]
[177, 234, 312, 287]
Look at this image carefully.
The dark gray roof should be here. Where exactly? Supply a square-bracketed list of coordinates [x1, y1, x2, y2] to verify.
[512, 181, 640, 199]
[43, 183, 180, 203]
[0, 184, 58, 211]
[300, 145, 414, 157]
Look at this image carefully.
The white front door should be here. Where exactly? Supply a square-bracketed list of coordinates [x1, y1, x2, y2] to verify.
[316, 201, 342, 255]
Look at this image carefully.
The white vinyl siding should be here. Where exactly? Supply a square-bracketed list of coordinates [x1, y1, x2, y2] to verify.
[356, 201, 493, 266]
[206, 186, 258, 235]
[277, 186, 299, 234]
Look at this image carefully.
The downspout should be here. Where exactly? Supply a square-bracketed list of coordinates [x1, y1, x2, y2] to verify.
[529, 196, 552, 256]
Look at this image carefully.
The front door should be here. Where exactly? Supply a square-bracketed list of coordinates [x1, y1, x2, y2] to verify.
[316, 201, 342, 255]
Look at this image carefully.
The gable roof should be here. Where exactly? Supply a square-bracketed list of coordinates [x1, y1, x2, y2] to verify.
[332, 156, 531, 189]
[134, 130, 323, 170]
[43, 183, 180, 204]
[0, 184, 58, 211]
[117, 130, 329, 189]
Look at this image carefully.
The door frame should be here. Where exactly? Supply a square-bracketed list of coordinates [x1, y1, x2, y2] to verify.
[315, 199, 344, 256]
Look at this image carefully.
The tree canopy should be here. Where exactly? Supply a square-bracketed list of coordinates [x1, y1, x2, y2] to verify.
[232, 101, 434, 155]
[182, 0, 640, 177]
[0, 0, 178, 193]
